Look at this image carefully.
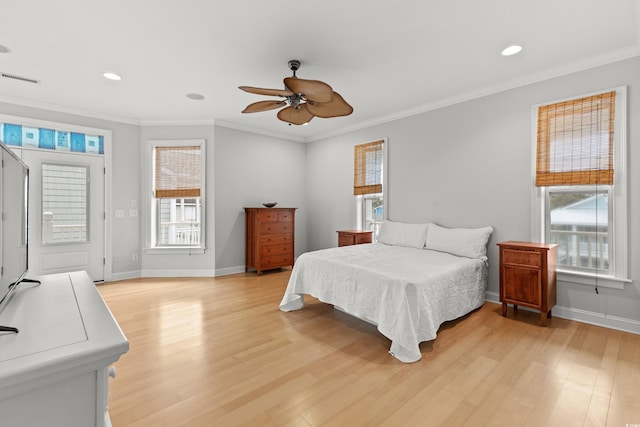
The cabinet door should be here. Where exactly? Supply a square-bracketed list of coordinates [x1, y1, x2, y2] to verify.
[503, 266, 541, 306]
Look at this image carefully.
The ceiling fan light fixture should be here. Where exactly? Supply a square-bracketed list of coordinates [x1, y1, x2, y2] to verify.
[239, 60, 353, 126]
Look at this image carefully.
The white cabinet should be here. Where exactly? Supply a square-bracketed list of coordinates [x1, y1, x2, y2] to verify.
[0, 271, 128, 427]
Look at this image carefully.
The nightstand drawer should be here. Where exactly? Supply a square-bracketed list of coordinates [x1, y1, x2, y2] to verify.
[502, 248, 541, 268]
[337, 230, 373, 247]
[339, 235, 355, 246]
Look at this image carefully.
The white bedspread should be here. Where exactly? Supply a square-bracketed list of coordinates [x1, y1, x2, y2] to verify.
[279, 243, 488, 363]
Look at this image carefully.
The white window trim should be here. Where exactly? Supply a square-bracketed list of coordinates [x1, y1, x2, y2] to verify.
[531, 86, 629, 289]
[145, 139, 206, 254]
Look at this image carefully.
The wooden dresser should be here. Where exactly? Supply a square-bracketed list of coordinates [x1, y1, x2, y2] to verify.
[337, 229, 373, 247]
[244, 207, 296, 275]
[497, 241, 558, 326]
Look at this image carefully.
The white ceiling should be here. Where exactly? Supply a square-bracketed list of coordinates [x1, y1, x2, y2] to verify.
[1, 1, 639, 142]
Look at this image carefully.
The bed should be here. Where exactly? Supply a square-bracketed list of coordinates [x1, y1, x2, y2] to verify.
[279, 221, 493, 363]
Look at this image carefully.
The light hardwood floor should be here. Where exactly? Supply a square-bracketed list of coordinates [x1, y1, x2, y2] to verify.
[98, 271, 640, 427]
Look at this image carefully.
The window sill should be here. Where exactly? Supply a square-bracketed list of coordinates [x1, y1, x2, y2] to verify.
[145, 246, 206, 255]
[557, 270, 631, 290]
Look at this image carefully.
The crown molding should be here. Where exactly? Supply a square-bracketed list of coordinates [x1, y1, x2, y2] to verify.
[1, 49, 638, 143]
[0, 94, 140, 125]
[308, 48, 640, 142]
[213, 119, 307, 143]
[139, 119, 216, 127]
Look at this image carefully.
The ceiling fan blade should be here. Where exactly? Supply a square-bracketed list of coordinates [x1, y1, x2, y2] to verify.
[284, 77, 333, 103]
[238, 86, 294, 97]
[306, 92, 354, 118]
[242, 100, 287, 113]
[277, 104, 314, 125]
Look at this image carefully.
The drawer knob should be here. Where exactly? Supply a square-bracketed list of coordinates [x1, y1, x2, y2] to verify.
[108, 366, 117, 378]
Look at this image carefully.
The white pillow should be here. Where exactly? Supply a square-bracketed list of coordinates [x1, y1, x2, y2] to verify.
[425, 223, 493, 260]
[377, 220, 428, 249]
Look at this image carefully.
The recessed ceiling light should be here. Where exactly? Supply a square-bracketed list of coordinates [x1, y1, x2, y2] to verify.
[501, 45, 523, 56]
[0, 44, 11, 54]
[103, 72, 122, 81]
[186, 93, 205, 100]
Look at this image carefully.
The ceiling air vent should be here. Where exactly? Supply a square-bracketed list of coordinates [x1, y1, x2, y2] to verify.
[1, 72, 39, 84]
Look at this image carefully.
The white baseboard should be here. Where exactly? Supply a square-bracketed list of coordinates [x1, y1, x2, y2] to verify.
[109, 270, 142, 282]
[106, 265, 247, 282]
[214, 265, 246, 276]
[139, 269, 216, 278]
[485, 291, 640, 335]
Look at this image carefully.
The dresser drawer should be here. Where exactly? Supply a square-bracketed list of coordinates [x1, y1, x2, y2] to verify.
[260, 234, 293, 245]
[278, 210, 294, 222]
[502, 248, 541, 268]
[261, 254, 293, 269]
[260, 222, 293, 235]
[259, 209, 279, 222]
[260, 244, 292, 257]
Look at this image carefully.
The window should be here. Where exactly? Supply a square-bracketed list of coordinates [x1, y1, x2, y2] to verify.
[354, 139, 386, 238]
[149, 140, 205, 250]
[533, 88, 628, 288]
[41, 163, 88, 244]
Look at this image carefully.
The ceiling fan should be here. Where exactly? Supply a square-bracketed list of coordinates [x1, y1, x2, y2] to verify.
[239, 60, 353, 126]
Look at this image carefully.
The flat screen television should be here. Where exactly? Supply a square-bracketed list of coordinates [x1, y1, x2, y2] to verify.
[0, 139, 33, 333]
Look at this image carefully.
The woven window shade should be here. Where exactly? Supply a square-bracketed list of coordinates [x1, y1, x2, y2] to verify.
[354, 140, 383, 195]
[536, 91, 615, 187]
[154, 145, 201, 199]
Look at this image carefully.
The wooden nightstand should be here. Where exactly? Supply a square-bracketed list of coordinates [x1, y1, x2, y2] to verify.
[497, 241, 558, 326]
[337, 230, 373, 247]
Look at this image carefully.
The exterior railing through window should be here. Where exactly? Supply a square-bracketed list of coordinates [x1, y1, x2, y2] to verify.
[159, 221, 201, 245]
[550, 229, 609, 270]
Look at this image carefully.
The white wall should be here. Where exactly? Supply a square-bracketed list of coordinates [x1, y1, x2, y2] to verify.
[306, 56, 640, 332]
[214, 126, 307, 275]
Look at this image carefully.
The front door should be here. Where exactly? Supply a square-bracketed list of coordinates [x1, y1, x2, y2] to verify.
[20, 149, 105, 281]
